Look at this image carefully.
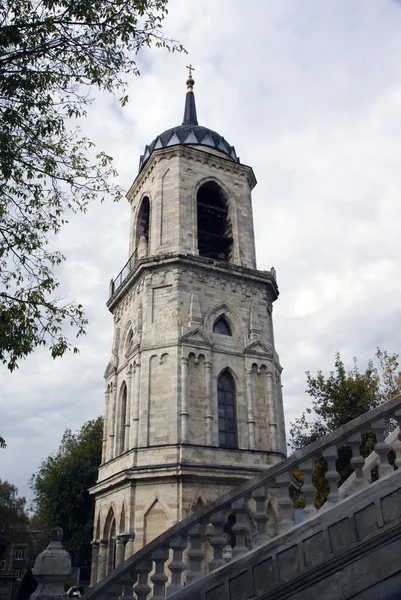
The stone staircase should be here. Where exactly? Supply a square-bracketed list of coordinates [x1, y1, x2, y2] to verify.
[85, 394, 401, 600]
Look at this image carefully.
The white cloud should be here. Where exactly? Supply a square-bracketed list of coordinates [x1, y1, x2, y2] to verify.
[2, 0, 401, 500]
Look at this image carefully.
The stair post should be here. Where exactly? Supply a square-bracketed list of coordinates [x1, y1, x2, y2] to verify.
[275, 472, 294, 533]
[186, 523, 207, 584]
[133, 560, 152, 600]
[322, 445, 341, 505]
[209, 511, 228, 570]
[167, 535, 188, 596]
[346, 432, 367, 490]
[298, 459, 317, 519]
[151, 547, 169, 600]
[251, 487, 270, 546]
[371, 418, 393, 477]
[393, 409, 401, 469]
[231, 497, 251, 558]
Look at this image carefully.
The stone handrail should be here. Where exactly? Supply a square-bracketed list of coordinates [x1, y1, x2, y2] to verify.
[85, 394, 401, 600]
[339, 424, 401, 498]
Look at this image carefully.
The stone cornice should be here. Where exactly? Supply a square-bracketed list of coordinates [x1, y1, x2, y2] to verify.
[107, 253, 279, 312]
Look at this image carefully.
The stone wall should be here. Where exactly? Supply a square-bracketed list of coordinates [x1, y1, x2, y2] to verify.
[90, 143, 286, 584]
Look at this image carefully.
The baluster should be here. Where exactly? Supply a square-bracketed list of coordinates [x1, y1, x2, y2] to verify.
[133, 560, 152, 600]
[167, 535, 187, 596]
[186, 523, 207, 584]
[151, 547, 169, 600]
[275, 472, 294, 533]
[322, 445, 341, 505]
[371, 418, 393, 477]
[231, 497, 250, 558]
[393, 409, 401, 469]
[346, 432, 367, 490]
[104, 581, 125, 599]
[298, 458, 317, 519]
[119, 570, 138, 600]
[209, 511, 228, 571]
[251, 487, 269, 546]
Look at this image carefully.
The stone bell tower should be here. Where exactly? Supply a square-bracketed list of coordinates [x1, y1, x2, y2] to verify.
[89, 69, 286, 584]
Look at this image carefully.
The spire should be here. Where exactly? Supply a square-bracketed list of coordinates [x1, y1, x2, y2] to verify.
[182, 64, 198, 126]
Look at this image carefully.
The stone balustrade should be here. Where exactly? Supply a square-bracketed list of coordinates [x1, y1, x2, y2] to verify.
[85, 394, 401, 600]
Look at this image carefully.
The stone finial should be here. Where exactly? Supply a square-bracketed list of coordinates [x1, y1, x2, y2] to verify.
[50, 528, 63, 542]
[188, 293, 202, 326]
[249, 307, 261, 340]
[31, 528, 71, 600]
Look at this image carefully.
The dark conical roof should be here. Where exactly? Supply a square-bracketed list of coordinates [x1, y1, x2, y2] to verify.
[182, 78, 198, 126]
[138, 73, 240, 172]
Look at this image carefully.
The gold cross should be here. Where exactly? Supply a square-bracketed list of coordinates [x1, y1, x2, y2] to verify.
[186, 64, 195, 78]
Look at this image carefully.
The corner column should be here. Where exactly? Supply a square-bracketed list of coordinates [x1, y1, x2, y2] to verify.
[101, 388, 110, 463]
[108, 379, 117, 460]
[266, 370, 278, 452]
[97, 540, 108, 582]
[89, 541, 99, 587]
[114, 538, 125, 568]
[130, 362, 141, 448]
[125, 367, 132, 451]
[205, 360, 214, 445]
[246, 367, 256, 450]
[180, 356, 189, 443]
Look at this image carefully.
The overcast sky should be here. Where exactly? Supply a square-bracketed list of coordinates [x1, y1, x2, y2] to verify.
[2, 0, 401, 504]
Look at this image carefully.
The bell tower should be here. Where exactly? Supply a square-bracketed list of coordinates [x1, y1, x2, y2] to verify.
[90, 70, 286, 583]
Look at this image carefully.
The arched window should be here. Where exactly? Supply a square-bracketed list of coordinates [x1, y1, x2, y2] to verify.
[197, 181, 232, 261]
[218, 371, 237, 449]
[136, 196, 150, 255]
[213, 316, 232, 336]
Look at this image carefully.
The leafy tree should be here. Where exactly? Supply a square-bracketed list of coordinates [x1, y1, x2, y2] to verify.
[0, 0, 183, 371]
[30, 417, 103, 577]
[16, 568, 38, 600]
[290, 352, 381, 451]
[376, 347, 401, 401]
[0, 480, 29, 543]
[290, 351, 401, 508]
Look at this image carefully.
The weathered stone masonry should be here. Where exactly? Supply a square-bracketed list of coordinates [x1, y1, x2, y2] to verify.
[89, 76, 286, 584]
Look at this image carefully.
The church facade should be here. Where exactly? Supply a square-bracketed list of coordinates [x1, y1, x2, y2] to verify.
[89, 70, 286, 584]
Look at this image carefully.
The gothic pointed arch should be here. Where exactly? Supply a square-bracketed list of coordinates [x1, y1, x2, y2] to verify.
[217, 370, 237, 449]
[213, 315, 232, 336]
[204, 302, 243, 339]
[120, 320, 134, 353]
[196, 179, 233, 261]
[142, 492, 173, 545]
[119, 504, 126, 534]
[103, 507, 117, 574]
[191, 490, 207, 513]
[103, 507, 116, 540]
